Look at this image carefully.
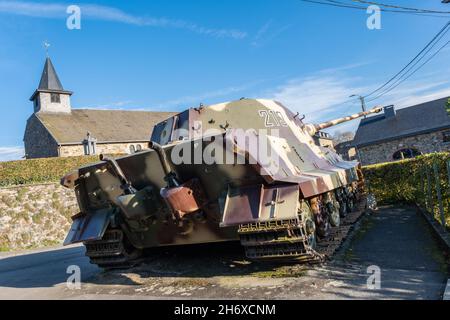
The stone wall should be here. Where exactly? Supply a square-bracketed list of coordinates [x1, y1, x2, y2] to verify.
[59, 142, 148, 157]
[0, 183, 78, 251]
[24, 114, 59, 159]
[358, 129, 450, 165]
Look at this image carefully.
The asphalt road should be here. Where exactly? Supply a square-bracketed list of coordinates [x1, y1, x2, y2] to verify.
[0, 206, 448, 299]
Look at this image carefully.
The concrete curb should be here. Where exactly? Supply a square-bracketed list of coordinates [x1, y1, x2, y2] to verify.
[416, 205, 450, 252]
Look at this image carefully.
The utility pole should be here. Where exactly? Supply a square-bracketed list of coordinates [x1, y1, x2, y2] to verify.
[350, 94, 367, 118]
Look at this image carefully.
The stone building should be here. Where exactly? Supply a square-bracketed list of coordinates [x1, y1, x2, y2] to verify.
[334, 140, 356, 161]
[24, 58, 175, 158]
[353, 97, 450, 165]
[313, 131, 334, 149]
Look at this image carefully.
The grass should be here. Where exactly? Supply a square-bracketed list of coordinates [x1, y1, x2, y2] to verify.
[251, 265, 308, 278]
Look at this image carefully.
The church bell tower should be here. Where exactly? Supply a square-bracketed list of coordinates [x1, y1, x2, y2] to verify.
[29, 57, 73, 113]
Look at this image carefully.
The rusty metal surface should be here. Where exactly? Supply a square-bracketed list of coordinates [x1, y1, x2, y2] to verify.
[221, 184, 299, 226]
[160, 179, 207, 219]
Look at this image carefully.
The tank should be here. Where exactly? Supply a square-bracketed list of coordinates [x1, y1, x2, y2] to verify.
[61, 99, 382, 268]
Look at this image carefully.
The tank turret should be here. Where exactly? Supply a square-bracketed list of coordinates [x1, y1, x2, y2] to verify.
[303, 106, 383, 136]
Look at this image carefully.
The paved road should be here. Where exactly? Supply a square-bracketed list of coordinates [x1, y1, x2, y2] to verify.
[0, 206, 448, 299]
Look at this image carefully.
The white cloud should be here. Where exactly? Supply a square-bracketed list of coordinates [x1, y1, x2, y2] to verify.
[368, 78, 450, 109]
[152, 79, 267, 110]
[0, 146, 24, 162]
[264, 66, 450, 135]
[0, 1, 247, 39]
[267, 75, 370, 122]
[251, 20, 291, 47]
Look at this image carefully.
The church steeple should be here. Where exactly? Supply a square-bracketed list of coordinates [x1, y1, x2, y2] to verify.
[38, 58, 64, 91]
[30, 57, 73, 113]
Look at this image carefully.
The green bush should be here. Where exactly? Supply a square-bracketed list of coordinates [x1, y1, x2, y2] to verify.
[0, 155, 100, 186]
[363, 152, 450, 227]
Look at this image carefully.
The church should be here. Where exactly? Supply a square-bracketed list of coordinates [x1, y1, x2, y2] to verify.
[23, 58, 175, 159]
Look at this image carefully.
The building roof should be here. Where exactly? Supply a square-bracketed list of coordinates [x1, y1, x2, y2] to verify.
[30, 57, 72, 100]
[38, 57, 64, 91]
[36, 109, 177, 144]
[353, 96, 450, 147]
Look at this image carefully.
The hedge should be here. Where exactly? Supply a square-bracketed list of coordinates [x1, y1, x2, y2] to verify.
[0, 155, 101, 186]
[363, 152, 450, 227]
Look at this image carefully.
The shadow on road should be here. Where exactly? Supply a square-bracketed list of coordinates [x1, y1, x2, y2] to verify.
[0, 246, 98, 288]
[0, 241, 305, 289]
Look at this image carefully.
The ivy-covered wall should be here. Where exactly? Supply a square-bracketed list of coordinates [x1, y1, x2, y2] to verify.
[363, 152, 450, 227]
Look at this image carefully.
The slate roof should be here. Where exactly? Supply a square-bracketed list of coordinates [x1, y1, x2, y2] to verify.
[35, 109, 177, 144]
[30, 57, 72, 100]
[353, 97, 450, 147]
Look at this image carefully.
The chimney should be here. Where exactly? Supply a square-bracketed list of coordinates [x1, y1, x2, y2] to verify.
[384, 105, 396, 119]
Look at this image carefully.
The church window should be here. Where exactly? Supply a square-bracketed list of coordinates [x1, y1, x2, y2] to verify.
[392, 148, 421, 160]
[129, 145, 136, 154]
[51, 93, 60, 103]
[136, 144, 142, 151]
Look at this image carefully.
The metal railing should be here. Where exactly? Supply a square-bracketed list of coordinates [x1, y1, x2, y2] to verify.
[420, 159, 450, 228]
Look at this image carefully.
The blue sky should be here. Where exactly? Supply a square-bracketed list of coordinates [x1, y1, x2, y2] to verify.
[0, 0, 449, 161]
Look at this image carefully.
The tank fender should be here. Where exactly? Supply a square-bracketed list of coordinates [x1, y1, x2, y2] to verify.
[63, 208, 113, 245]
[220, 184, 299, 227]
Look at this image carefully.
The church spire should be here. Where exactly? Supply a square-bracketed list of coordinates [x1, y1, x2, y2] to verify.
[38, 57, 64, 91]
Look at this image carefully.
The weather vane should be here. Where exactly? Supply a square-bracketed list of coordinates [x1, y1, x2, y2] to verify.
[43, 41, 50, 57]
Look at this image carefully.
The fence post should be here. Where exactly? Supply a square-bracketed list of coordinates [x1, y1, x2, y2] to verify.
[420, 165, 425, 208]
[426, 165, 433, 214]
[433, 161, 446, 226]
[447, 159, 450, 187]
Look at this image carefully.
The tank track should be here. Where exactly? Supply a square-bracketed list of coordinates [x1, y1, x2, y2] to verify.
[238, 196, 367, 263]
[84, 229, 142, 269]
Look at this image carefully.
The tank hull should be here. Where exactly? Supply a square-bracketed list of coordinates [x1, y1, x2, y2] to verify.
[62, 98, 378, 268]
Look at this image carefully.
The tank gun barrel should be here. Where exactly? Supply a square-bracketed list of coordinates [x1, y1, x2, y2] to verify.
[304, 106, 383, 136]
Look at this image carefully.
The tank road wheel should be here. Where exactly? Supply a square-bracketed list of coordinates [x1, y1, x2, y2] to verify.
[335, 188, 347, 218]
[299, 201, 317, 249]
[324, 193, 340, 227]
[84, 228, 142, 269]
[309, 197, 330, 239]
[346, 194, 355, 213]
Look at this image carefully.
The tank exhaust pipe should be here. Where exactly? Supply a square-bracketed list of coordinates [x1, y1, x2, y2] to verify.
[304, 106, 383, 136]
[149, 141, 180, 187]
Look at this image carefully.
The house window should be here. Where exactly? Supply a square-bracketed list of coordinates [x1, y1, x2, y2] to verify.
[129, 145, 136, 154]
[393, 148, 421, 160]
[443, 131, 450, 143]
[50, 93, 60, 103]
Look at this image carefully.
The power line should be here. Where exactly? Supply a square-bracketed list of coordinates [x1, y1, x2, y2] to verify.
[366, 39, 450, 102]
[363, 21, 450, 99]
[365, 26, 450, 101]
[352, 0, 450, 14]
[299, 0, 450, 18]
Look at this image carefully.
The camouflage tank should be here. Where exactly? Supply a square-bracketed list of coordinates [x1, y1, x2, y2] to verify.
[61, 99, 382, 268]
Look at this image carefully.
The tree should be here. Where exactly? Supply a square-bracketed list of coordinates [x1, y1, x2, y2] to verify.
[333, 131, 355, 145]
